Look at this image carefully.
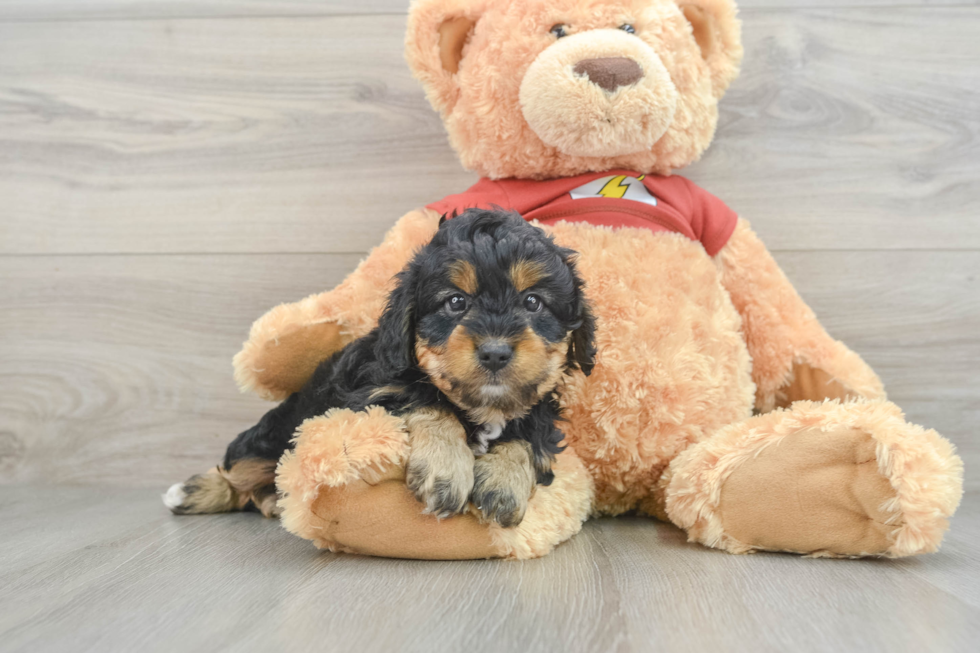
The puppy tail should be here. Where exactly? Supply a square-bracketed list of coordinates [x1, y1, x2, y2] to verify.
[163, 459, 279, 518]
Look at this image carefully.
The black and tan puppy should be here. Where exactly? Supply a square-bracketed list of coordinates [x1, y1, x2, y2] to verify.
[164, 209, 596, 527]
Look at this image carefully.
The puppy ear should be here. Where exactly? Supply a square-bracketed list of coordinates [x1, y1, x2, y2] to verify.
[676, 0, 743, 98]
[568, 302, 597, 377]
[406, 0, 486, 115]
[374, 268, 418, 375]
[562, 251, 597, 376]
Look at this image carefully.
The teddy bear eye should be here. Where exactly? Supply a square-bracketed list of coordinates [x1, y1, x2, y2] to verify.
[620, 24, 636, 34]
[550, 24, 569, 39]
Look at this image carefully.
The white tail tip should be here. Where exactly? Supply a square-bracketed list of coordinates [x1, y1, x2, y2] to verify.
[162, 483, 187, 511]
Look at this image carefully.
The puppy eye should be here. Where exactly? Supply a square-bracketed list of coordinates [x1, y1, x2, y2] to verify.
[445, 294, 468, 313]
[620, 24, 636, 34]
[524, 295, 544, 313]
[550, 24, 568, 39]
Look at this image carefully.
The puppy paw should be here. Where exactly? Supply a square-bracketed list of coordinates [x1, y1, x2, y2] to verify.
[471, 441, 535, 528]
[406, 439, 475, 519]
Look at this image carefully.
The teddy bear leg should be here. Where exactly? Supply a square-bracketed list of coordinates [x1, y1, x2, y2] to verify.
[276, 406, 594, 560]
[662, 400, 963, 558]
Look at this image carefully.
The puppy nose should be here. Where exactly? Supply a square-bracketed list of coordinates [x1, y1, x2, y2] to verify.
[477, 341, 514, 373]
[573, 57, 643, 92]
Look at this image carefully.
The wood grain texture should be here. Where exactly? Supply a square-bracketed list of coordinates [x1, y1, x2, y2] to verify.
[1, 8, 978, 254]
[2, 1, 976, 22]
[0, 2, 976, 649]
[0, 0, 408, 22]
[0, 485, 977, 653]
[708, 7, 980, 251]
[1, 251, 977, 490]
[0, 253, 362, 486]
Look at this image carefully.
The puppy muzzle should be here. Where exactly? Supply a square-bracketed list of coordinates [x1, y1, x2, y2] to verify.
[477, 340, 514, 373]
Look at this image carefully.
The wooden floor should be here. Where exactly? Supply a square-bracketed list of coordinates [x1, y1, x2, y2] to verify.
[0, 485, 976, 653]
[1, 1, 978, 651]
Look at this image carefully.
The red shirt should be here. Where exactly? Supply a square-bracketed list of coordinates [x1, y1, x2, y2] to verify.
[427, 170, 738, 256]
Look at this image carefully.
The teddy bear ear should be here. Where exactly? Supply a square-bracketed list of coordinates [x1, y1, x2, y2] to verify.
[405, 0, 485, 115]
[676, 0, 744, 98]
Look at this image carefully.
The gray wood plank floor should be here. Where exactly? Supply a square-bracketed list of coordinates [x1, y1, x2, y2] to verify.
[2, 7, 979, 254]
[1, 0, 978, 651]
[2, 0, 977, 22]
[2, 251, 977, 489]
[0, 485, 977, 653]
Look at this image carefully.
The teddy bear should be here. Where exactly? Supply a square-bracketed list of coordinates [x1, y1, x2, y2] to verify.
[232, 0, 964, 560]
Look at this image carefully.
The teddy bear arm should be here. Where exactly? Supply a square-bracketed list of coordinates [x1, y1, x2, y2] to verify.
[715, 219, 886, 413]
[276, 407, 595, 560]
[233, 208, 443, 401]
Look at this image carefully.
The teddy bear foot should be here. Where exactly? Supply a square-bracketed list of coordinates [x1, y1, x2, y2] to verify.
[663, 400, 963, 558]
[275, 406, 594, 560]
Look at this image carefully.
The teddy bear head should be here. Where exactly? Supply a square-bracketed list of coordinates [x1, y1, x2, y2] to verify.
[406, 0, 742, 180]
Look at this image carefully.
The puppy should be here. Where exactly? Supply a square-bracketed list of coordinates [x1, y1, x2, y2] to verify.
[164, 209, 596, 527]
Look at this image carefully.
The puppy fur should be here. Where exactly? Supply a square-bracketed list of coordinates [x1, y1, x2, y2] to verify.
[164, 209, 596, 525]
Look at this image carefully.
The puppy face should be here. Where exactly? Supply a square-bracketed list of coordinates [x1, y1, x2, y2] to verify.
[375, 210, 596, 424]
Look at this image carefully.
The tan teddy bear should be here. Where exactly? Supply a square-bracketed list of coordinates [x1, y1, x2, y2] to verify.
[232, 0, 963, 559]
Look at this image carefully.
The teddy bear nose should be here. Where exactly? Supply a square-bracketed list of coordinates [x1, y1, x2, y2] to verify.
[573, 57, 644, 92]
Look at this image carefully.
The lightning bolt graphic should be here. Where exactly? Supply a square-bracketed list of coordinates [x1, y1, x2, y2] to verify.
[597, 175, 630, 199]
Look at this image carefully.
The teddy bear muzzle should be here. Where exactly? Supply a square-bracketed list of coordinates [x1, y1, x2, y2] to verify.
[573, 57, 644, 92]
[519, 29, 679, 159]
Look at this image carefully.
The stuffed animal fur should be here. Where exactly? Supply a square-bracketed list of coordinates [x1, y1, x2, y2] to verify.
[233, 0, 963, 559]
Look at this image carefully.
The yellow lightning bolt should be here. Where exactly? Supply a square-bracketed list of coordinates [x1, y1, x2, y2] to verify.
[597, 175, 630, 199]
